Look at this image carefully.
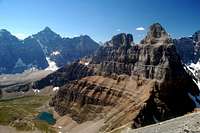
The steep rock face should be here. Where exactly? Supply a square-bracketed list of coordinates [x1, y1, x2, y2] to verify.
[49, 23, 200, 132]
[50, 75, 155, 128]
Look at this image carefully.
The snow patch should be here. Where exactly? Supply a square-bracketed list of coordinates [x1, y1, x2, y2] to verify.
[185, 62, 200, 89]
[79, 60, 90, 66]
[53, 87, 59, 91]
[33, 89, 40, 93]
[85, 62, 89, 66]
[51, 51, 60, 56]
[184, 63, 200, 108]
[58, 126, 62, 129]
[24, 67, 38, 72]
[189, 62, 200, 72]
[192, 79, 200, 89]
[45, 57, 59, 71]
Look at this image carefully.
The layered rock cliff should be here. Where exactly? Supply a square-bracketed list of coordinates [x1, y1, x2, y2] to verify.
[48, 23, 200, 132]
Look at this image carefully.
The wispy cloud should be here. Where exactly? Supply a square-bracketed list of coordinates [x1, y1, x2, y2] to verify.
[14, 33, 28, 40]
[136, 27, 145, 31]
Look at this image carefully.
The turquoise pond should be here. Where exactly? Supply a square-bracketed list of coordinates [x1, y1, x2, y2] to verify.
[37, 112, 56, 125]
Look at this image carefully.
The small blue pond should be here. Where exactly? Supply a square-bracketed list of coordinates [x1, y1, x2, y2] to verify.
[37, 112, 56, 125]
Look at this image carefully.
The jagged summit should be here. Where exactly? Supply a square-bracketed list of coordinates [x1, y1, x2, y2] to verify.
[193, 30, 200, 42]
[0, 29, 11, 34]
[105, 33, 134, 47]
[41, 26, 59, 36]
[0, 29, 13, 38]
[33, 26, 61, 40]
[141, 23, 171, 44]
[0, 29, 19, 43]
[43, 26, 53, 32]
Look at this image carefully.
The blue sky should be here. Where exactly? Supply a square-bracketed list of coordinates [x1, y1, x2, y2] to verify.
[0, 0, 200, 43]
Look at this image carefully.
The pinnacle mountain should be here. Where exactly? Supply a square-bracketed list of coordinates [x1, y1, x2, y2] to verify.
[141, 23, 171, 44]
[33, 27, 61, 42]
[0, 27, 99, 74]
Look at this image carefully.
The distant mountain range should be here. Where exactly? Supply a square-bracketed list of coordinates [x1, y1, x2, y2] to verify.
[174, 30, 200, 64]
[174, 30, 200, 87]
[0, 27, 99, 74]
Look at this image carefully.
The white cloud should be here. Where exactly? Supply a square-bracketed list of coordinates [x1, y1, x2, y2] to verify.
[136, 27, 145, 31]
[116, 29, 121, 32]
[14, 33, 28, 40]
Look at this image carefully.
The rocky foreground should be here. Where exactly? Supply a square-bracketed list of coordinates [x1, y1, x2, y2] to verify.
[121, 111, 200, 133]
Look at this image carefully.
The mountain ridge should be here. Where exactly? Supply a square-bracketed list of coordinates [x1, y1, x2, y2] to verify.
[0, 27, 99, 74]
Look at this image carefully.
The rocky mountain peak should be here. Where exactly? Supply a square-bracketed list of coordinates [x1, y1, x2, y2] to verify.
[0, 29, 19, 44]
[33, 27, 61, 41]
[141, 23, 171, 44]
[0, 29, 11, 34]
[0, 29, 13, 38]
[43, 26, 54, 33]
[149, 23, 167, 37]
[107, 33, 133, 47]
[193, 30, 200, 42]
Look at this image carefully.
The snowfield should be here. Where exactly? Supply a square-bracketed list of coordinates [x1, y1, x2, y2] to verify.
[45, 57, 59, 71]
